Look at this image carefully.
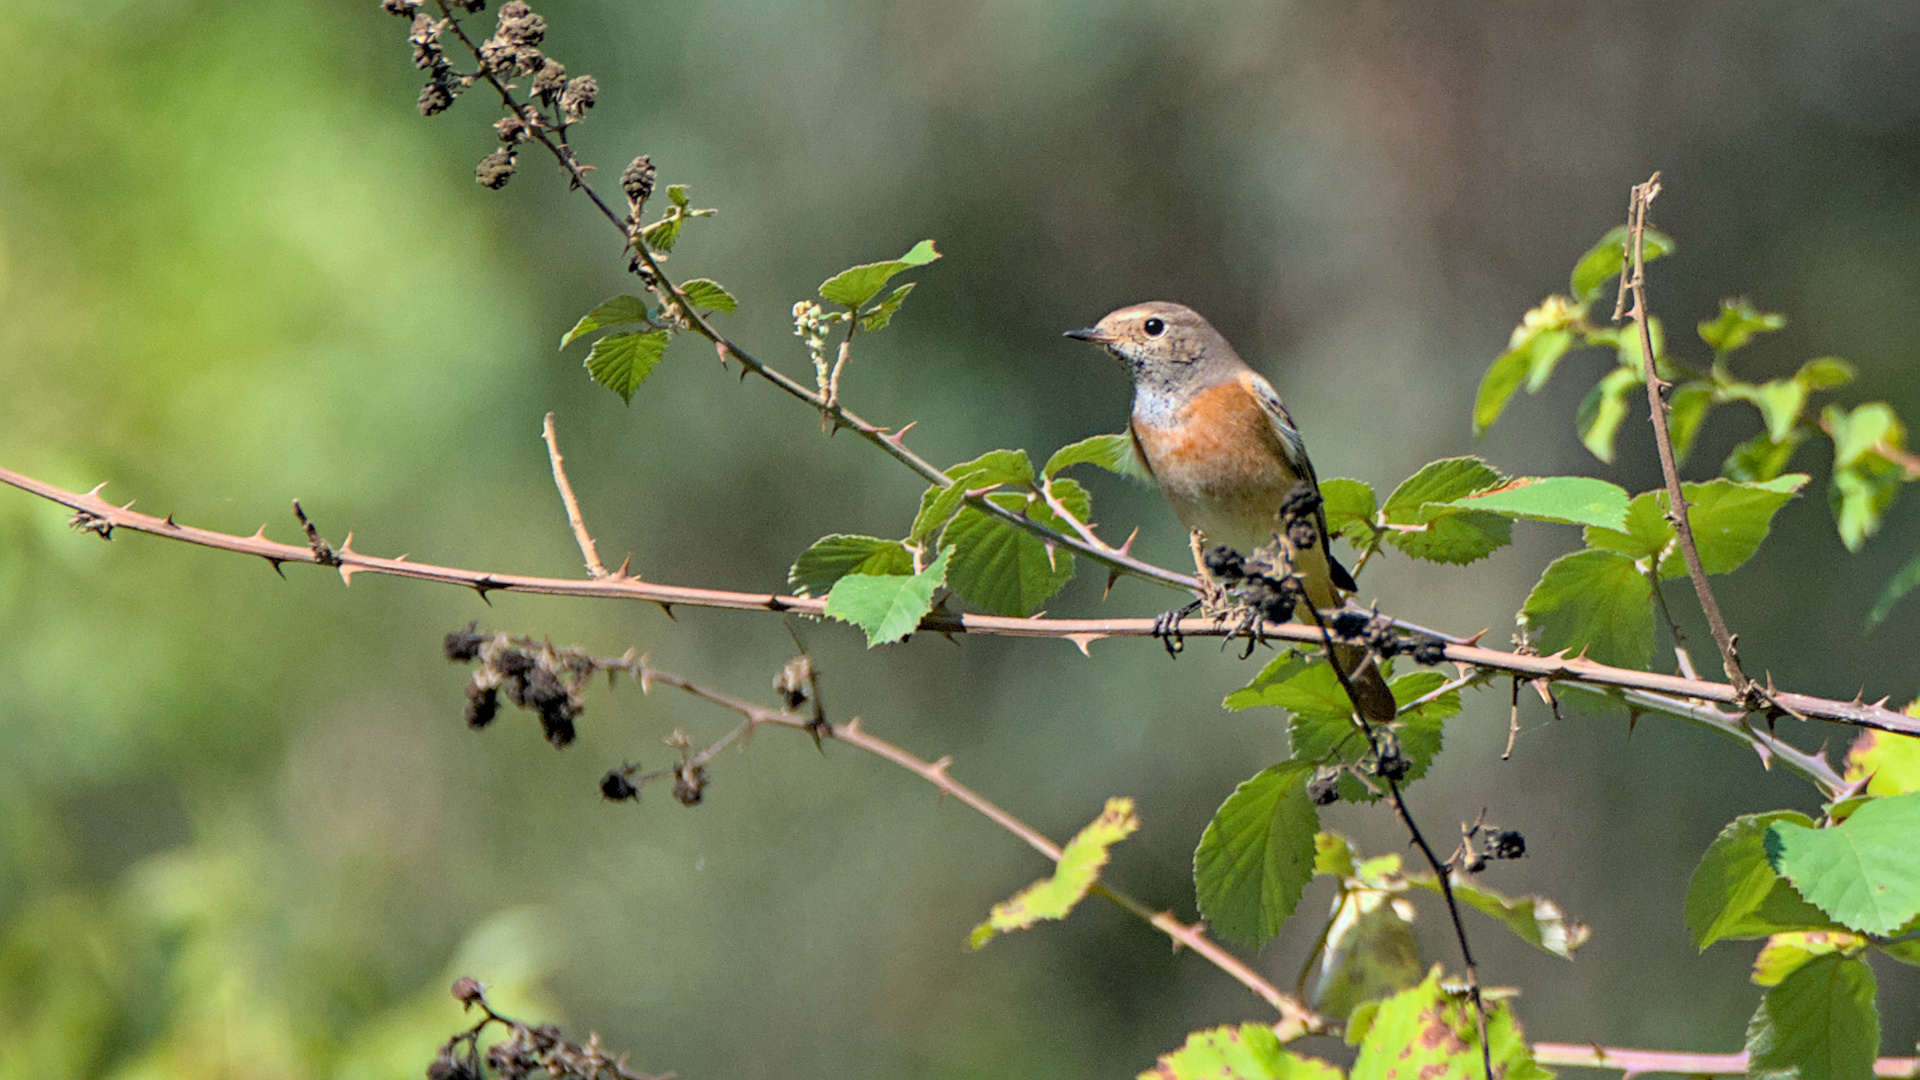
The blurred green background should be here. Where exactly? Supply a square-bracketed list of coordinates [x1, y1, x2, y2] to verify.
[2, 1, 1917, 1076]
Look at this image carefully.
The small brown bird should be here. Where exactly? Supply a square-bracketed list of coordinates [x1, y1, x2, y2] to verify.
[1066, 301, 1396, 723]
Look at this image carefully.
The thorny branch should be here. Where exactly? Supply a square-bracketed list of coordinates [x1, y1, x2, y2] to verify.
[0, 464, 1890, 791]
[1615, 173, 1762, 708]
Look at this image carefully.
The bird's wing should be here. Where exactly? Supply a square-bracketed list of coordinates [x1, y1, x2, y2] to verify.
[1241, 371, 1359, 595]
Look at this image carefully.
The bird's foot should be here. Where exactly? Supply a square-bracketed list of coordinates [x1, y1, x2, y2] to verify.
[1151, 600, 1205, 657]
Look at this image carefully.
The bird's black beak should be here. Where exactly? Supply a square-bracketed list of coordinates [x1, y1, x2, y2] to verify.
[1063, 327, 1111, 344]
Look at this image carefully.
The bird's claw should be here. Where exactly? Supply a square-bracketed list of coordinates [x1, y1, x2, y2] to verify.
[1152, 600, 1203, 657]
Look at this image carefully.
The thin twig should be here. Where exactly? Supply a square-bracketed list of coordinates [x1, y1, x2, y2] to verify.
[629, 655, 1323, 1034]
[542, 412, 610, 579]
[1619, 174, 1758, 706]
[1533, 1042, 1920, 1078]
[0, 463, 1902, 754]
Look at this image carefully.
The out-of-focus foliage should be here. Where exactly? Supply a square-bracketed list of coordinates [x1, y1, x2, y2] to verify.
[1, 0, 1917, 1077]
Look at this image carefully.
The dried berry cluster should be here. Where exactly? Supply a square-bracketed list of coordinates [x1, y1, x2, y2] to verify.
[382, 0, 600, 189]
[1460, 819, 1527, 874]
[429, 977, 666, 1080]
[444, 625, 587, 747]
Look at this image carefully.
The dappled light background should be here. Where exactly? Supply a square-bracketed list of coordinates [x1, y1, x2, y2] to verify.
[2, 1, 1918, 1076]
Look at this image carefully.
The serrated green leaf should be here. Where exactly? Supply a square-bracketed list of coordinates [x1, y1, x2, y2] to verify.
[1320, 478, 1378, 548]
[909, 450, 1038, 542]
[1671, 476, 1806, 577]
[1518, 549, 1653, 669]
[822, 546, 950, 647]
[1698, 298, 1787, 355]
[677, 277, 737, 314]
[1350, 969, 1550, 1080]
[1867, 554, 1920, 627]
[943, 493, 1076, 617]
[1727, 379, 1808, 443]
[787, 534, 913, 598]
[1473, 297, 1581, 434]
[584, 329, 670, 403]
[1744, 953, 1878, 1080]
[1404, 874, 1589, 960]
[641, 215, 684, 254]
[819, 239, 941, 309]
[1044, 432, 1152, 481]
[1193, 761, 1320, 948]
[1139, 1025, 1343, 1080]
[1686, 811, 1843, 949]
[1752, 930, 1864, 987]
[1583, 490, 1671, 561]
[561, 294, 652, 348]
[1384, 508, 1511, 565]
[1724, 428, 1806, 483]
[665, 183, 690, 207]
[1825, 403, 1908, 552]
[1569, 224, 1676, 305]
[1314, 832, 1360, 879]
[1798, 356, 1856, 392]
[1451, 476, 1629, 532]
[1382, 458, 1504, 514]
[1828, 401, 1905, 467]
[1311, 889, 1424, 1022]
[859, 281, 915, 332]
[1223, 653, 1311, 711]
[970, 797, 1138, 949]
[1667, 381, 1716, 466]
[1281, 667, 1451, 803]
[1576, 365, 1642, 463]
[1767, 792, 1920, 936]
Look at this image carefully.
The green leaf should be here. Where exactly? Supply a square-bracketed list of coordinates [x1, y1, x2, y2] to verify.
[1279, 667, 1451, 803]
[1667, 381, 1716, 466]
[1193, 761, 1321, 948]
[1401, 873, 1590, 959]
[1844, 727, 1920, 796]
[1724, 429, 1807, 483]
[1698, 298, 1787, 355]
[665, 183, 690, 208]
[1044, 432, 1152, 481]
[1311, 889, 1424, 1022]
[1473, 296, 1581, 435]
[1569, 224, 1676, 305]
[1752, 930, 1864, 987]
[584, 329, 670, 403]
[1767, 792, 1920, 935]
[1380, 458, 1510, 565]
[1140, 1025, 1343, 1080]
[1798, 356, 1856, 392]
[822, 547, 950, 647]
[1381, 458, 1504, 514]
[943, 493, 1076, 617]
[819, 239, 941, 309]
[787, 534, 913, 598]
[1518, 549, 1653, 668]
[1320, 478, 1378, 548]
[1726, 379, 1808, 443]
[677, 277, 737, 314]
[1674, 476, 1807, 576]
[970, 797, 1138, 949]
[1686, 812, 1843, 949]
[1867, 554, 1920, 627]
[1744, 953, 1879, 1080]
[1451, 476, 1630, 532]
[858, 281, 915, 332]
[1314, 832, 1360, 879]
[1222, 653, 1311, 711]
[1825, 403, 1908, 552]
[909, 450, 1038, 542]
[1576, 365, 1643, 463]
[1350, 969, 1550, 1080]
[561, 294, 652, 347]
[1583, 490, 1671, 561]
[640, 215, 684, 254]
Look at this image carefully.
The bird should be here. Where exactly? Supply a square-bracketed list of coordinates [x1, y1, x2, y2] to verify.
[1065, 301, 1397, 723]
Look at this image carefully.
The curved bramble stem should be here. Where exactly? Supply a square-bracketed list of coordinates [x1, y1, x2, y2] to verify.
[0, 462, 1901, 764]
[1617, 174, 1761, 708]
[627, 655, 1323, 1032]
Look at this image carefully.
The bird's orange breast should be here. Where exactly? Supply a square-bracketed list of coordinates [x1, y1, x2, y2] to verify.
[1130, 380, 1304, 554]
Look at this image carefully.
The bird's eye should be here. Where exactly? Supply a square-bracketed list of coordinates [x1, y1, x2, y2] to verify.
[1142, 317, 1166, 337]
